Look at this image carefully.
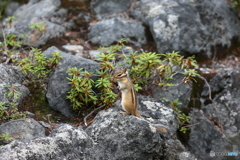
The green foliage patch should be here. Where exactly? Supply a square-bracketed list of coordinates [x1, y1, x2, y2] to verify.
[66, 40, 199, 124]
[17, 48, 62, 79]
[162, 98, 190, 133]
[0, 133, 12, 146]
[0, 102, 26, 122]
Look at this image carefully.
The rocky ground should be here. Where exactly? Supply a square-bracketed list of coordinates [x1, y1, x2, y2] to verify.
[0, 0, 240, 159]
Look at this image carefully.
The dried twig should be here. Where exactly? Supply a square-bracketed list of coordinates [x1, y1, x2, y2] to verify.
[200, 110, 224, 133]
[1, 29, 8, 56]
[84, 104, 106, 126]
[1, 29, 7, 47]
[198, 75, 213, 101]
[4, 58, 11, 64]
[183, 122, 200, 128]
[127, 0, 140, 13]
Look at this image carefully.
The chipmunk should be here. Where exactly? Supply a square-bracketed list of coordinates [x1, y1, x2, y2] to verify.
[114, 68, 167, 133]
[114, 68, 141, 117]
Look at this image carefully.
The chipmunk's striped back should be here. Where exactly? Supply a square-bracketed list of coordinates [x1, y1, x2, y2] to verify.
[114, 69, 140, 117]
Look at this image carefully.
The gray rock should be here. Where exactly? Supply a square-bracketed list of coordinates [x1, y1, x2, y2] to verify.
[4, 2, 20, 17]
[2, 0, 73, 47]
[177, 151, 197, 160]
[152, 73, 192, 109]
[0, 64, 29, 104]
[0, 96, 190, 159]
[86, 108, 165, 159]
[43, 46, 99, 117]
[188, 109, 239, 160]
[85, 97, 184, 159]
[0, 124, 93, 160]
[88, 17, 146, 47]
[88, 50, 102, 60]
[201, 70, 234, 97]
[138, 96, 179, 132]
[130, 0, 240, 57]
[188, 70, 240, 159]
[0, 118, 45, 142]
[62, 44, 84, 53]
[91, 0, 136, 19]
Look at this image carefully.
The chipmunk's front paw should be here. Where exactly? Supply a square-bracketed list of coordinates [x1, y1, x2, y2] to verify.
[118, 87, 123, 90]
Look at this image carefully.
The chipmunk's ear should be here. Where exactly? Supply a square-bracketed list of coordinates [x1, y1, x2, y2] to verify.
[123, 68, 127, 73]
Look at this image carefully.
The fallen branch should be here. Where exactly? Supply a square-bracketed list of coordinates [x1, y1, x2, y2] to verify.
[198, 75, 213, 101]
[183, 122, 200, 128]
[84, 104, 106, 126]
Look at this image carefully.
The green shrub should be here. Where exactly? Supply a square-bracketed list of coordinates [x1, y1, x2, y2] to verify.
[0, 102, 26, 123]
[67, 68, 98, 110]
[5, 84, 22, 101]
[0, 17, 49, 64]
[0, 133, 12, 146]
[67, 52, 118, 110]
[67, 40, 199, 113]
[17, 47, 62, 79]
[0, 85, 26, 124]
[29, 22, 46, 33]
[162, 98, 190, 133]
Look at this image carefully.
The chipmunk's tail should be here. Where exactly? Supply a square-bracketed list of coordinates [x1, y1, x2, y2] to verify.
[155, 126, 168, 133]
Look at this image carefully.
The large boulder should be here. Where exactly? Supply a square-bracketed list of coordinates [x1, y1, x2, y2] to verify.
[4, 2, 20, 17]
[130, 0, 240, 57]
[0, 96, 196, 160]
[2, 0, 73, 47]
[91, 0, 136, 19]
[0, 124, 93, 160]
[91, 0, 240, 57]
[88, 17, 146, 47]
[0, 64, 29, 104]
[86, 108, 166, 159]
[152, 73, 192, 109]
[43, 46, 99, 117]
[89, 0, 146, 47]
[188, 69, 240, 159]
[85, 96, 195, 159]
[0, 118, 45, 144]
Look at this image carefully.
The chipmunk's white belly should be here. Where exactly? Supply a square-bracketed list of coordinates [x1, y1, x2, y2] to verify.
[117, 81, 127, 111]
[120, 89, 128, 111]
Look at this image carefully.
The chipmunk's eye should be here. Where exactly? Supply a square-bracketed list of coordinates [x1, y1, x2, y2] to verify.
[117, 73, 122, 77]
